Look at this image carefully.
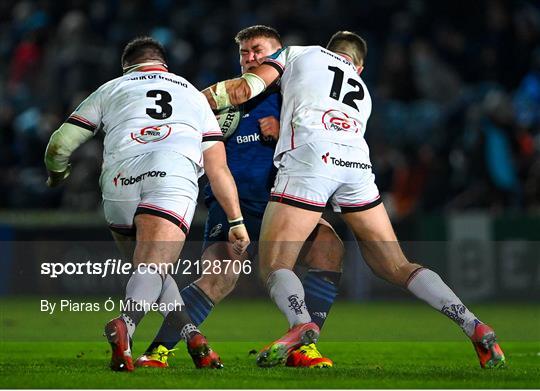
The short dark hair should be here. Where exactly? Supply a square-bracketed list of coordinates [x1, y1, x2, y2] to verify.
[235, 25, 282, 46]
[326, 31, 367, 67]
[121, 36, 166, 67]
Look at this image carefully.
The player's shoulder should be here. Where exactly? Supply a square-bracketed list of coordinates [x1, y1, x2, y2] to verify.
[270, 45, 320, 64]
[92, 74, 126, 94]
[93, 72, 159, 94]
[165, 72, 196, 88]
[313, 46, 349, 63]
[157, 72, 206, 102]
[306, 45, 324, 51]
[270, 45, 312, 56]
[289, 45, 321, 54]
[76, 75, 124, 104]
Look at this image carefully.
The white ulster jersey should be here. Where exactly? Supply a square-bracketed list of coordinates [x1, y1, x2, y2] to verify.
[65, 70, 222, 171]
[263, 46, 372, 163]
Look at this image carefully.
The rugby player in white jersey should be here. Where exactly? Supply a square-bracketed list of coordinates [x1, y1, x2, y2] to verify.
[44, 37, 249, 371]
[202, 31, 505, 369]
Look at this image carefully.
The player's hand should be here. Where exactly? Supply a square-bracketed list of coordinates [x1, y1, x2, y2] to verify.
[228, 224, 250, 255]
[258, 116, 280, 141]
[46, 164, 72, 188]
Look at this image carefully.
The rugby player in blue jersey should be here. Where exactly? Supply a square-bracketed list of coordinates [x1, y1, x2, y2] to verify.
[136, 26, 343, 368]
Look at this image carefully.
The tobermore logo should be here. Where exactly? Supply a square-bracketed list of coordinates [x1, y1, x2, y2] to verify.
[113, 171, 167, 187]
[321, 153, 371, 169]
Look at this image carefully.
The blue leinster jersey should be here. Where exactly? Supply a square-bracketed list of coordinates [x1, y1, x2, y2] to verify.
[204, 89, 281, 216]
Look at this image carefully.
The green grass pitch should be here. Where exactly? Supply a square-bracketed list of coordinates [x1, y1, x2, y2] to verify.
[1, 298, 539, 388]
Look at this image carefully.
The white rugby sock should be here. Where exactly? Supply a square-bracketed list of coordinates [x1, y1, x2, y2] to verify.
[267, 269, 311, 328]
[407, 268, 479, 337]
[157, 274, 183, 317]
[122, 264, 163, 337]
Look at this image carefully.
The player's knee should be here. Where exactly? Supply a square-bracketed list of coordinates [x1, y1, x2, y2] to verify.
[305, 244, 344, 272]
[304, 225, 344, 272]
[326, 232, 345, 270]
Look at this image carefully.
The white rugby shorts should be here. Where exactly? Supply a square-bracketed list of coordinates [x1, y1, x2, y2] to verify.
[270, 142, 381, 213]
[100, 151, 198, 236]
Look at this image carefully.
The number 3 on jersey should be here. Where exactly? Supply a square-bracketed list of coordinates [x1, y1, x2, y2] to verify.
[327, 66, 364, 111]
[146, 89, 172, 119]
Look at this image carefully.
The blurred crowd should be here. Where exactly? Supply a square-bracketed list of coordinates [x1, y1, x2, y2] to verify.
[1, 0, 539, 216]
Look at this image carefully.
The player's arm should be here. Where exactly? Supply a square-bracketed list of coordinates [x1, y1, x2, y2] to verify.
[44, 123, 94, 187]
[203, 141, 250, 254]
[45, 89, 101, 187]
[202, 64, 280, 111]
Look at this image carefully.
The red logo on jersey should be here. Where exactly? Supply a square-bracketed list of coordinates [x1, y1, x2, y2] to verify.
[321, 152, 330, 163]
[322, 109, 360, 133]
[131, 124, 172, 144]
[113, 172, 121, 187]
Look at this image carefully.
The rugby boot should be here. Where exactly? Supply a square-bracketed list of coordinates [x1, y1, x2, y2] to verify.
[135, 345, 177, 368]
[470, 322, 505, 368]
[257, 322, 320, 367]
[186, 332, 223, 369]
[286, 343, 333, 368]
[104, 317, 134, 372]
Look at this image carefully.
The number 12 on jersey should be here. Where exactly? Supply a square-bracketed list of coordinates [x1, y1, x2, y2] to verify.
[327, 66, 364, 111]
